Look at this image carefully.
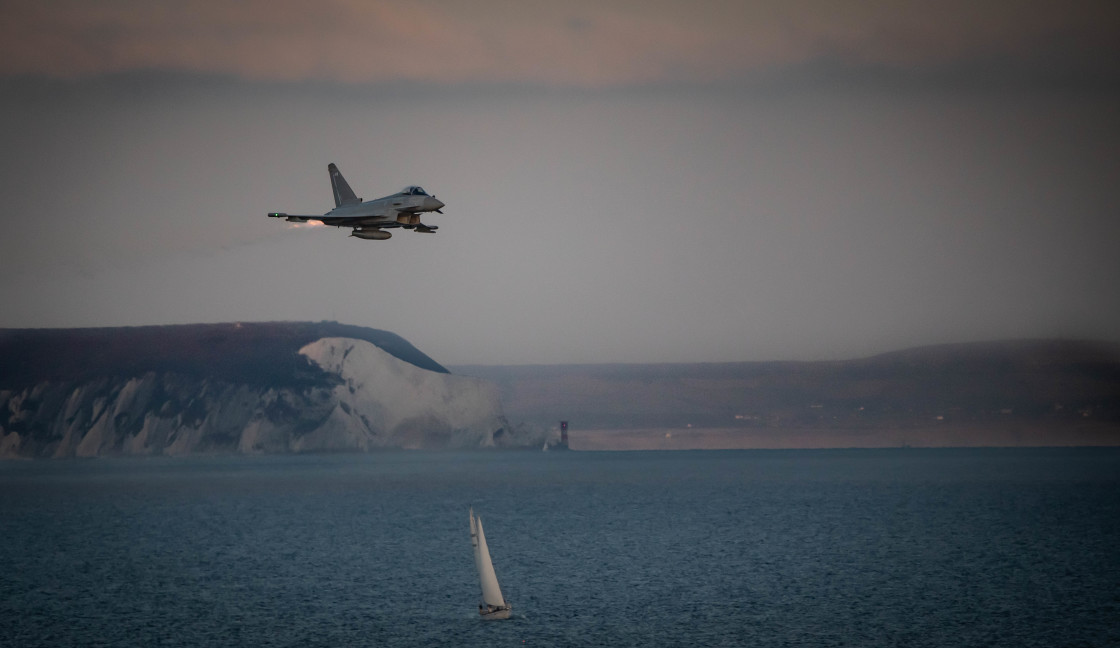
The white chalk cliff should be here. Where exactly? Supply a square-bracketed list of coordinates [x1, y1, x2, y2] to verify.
[290, 338, 508, 451]
[0, 337, 517, 458]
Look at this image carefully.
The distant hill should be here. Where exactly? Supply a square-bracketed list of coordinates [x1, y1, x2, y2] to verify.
[0, 323, 543, 459]
[453, 340, 1120, 436]
[0, 321, 447, 390]
[5, 329, 1118, 454]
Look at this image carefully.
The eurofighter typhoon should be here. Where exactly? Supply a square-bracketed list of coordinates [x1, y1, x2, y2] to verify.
[268, 164, 445, 240]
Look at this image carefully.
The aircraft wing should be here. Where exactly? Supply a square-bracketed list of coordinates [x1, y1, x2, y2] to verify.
[267, 213, 324, 222]
[266, 212, 437, 235]
[267, 212, 383, 226]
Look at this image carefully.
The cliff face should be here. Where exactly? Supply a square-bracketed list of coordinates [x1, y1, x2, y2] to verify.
[0, 337, 514, 458]
[293, 338, 510, 451]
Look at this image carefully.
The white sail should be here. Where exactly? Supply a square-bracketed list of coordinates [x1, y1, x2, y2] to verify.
[469, 508, 506, 608]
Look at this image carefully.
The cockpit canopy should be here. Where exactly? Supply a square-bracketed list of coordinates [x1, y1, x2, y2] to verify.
[401, 186, 429, 196]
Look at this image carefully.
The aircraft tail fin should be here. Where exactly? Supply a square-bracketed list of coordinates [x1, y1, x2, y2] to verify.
[328, 163, 361, 207]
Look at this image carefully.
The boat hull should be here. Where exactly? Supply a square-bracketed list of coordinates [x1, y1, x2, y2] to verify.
[479, 606, 512, 620]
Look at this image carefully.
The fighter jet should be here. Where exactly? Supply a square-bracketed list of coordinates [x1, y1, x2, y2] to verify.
[268, 163, 445, 240]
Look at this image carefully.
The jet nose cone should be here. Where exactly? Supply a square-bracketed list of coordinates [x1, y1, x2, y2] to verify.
[423, 197, 445, 212]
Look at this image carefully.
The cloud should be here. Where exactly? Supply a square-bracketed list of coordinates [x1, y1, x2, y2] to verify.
[2, 0, 1117, 87]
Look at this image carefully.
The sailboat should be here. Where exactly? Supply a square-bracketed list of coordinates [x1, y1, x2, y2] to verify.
[469, 507, 512, 620]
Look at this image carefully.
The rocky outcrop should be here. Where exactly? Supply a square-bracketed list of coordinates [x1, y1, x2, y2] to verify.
[0, 337, 524, 458]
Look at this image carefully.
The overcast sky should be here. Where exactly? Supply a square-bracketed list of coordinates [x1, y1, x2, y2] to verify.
[1, 1, 1118, 365]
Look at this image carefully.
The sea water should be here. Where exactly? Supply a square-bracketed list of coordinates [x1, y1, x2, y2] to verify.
[1, 448, 1118, 647]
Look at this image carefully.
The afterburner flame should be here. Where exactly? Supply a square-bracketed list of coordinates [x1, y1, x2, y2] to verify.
[286, 220, 325, 229]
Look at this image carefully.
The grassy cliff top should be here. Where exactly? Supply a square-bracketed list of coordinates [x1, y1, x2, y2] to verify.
[0, 321, 448, 389]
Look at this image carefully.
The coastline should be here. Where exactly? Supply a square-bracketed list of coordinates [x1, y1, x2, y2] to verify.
[568, 422, 1120, 451]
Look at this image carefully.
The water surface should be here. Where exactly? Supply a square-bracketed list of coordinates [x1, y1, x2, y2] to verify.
[2, 448, 1118, 647]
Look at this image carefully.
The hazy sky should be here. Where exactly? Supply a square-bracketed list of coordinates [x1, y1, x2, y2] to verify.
[2, 1, 1118, 365]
